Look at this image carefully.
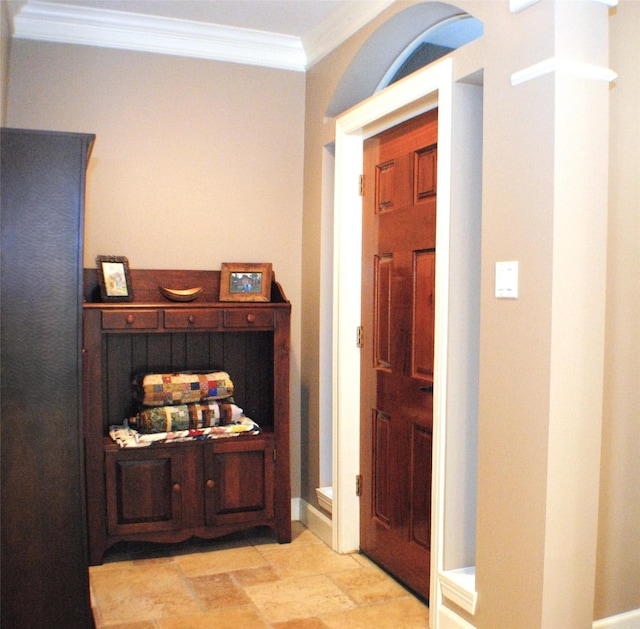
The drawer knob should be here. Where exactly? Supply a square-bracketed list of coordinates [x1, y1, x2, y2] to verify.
[126, 314, 135, 325]
[246, 313, 256, 323]
[173, 483, 181, 492]
[206, 479, 215, 489]
[188, 314, 195, 324]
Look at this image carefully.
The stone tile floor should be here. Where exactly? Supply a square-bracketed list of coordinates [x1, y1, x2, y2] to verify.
[90, 522, 430, 628]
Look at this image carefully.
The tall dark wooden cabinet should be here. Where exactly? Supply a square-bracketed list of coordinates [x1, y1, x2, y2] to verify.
[1, 128, 95, 628]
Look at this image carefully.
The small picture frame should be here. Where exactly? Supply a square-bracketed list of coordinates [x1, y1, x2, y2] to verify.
[219, 263, 272, 302]
[96, 255, 134, 302]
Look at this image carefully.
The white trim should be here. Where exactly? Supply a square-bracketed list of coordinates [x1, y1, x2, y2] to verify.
[332, 58, 455, 629]
[13, 0, 306, 71]
[291, 497, 301, 521]
[438, 606, 477, 629]
[510, 0, 617, 12]
[303, 0, 394, 68]
[439, 567, 477, 615]
[374, 13, 469, 92]
[297, 499, 333, 547]
[509, 0, 540, 13]
[592, 609, 640, 629]
[511, 57, 617, 87]
[11, 0, 393, 71]
[315, 486, 333, 514]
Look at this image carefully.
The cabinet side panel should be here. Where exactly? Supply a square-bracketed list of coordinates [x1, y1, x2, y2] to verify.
[1, 129, 94, 628]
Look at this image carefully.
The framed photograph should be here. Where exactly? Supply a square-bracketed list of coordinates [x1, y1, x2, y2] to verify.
[219, 262, 272, 302]
[96, 255, 134, 302]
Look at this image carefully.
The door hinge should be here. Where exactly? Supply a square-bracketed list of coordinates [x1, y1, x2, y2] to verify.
[357, 326, 364, 348]
[356, 474, 362, 496]
[359, 174, 364, 196]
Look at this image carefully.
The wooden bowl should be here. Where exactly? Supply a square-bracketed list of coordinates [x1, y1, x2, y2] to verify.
[159, 286, 203, 302]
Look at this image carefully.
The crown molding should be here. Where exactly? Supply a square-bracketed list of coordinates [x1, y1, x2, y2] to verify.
[12, 1, 307, 71]
[303, 0, 394, 67]
[12, 0, 393, 71]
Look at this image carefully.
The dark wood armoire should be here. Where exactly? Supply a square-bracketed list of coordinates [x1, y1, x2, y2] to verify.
[1, 128, 95, 628]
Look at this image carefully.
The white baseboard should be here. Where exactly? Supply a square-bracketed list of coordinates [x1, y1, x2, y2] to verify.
[296, 498, 333, 547]
[593, 609, 640, 629]
[438, 605, 477, 629]
[291, 497, 301, 521]
[436, 606, 640, 629]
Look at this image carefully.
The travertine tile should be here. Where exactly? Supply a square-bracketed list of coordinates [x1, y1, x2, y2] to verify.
[186, 572, 252, 610]
[244, 574, 357, 623]
[157, 605, 269, 629]
[272, 618, 328, 629]
[320, 596, 430, 629]
[349, 551, 381, 570]
[174, 544, 268, 577]
[229, 564, 281, 587]
[89, 523, 429, 629]
[91, 563, 200, 625]
[96, 622, 156, 629]
[329, 566, 409, 604]
[250, 521, 324, 549]
[257, 541, 361, 579]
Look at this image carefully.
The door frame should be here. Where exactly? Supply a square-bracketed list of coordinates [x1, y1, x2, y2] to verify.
[332, 57, 454, 609]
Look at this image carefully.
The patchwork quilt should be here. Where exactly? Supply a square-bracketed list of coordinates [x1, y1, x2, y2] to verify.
[110, 416, 260, 448]
[133, 371, 234, 406]
[129, 400, 243, 434]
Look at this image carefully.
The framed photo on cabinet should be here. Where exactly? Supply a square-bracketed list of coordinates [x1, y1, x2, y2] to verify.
[219, 262, 272, 302]
[96, 255, 134, 302]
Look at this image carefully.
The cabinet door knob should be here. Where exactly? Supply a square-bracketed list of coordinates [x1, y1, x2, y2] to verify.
[188, 314, 195, 324]
[246, 313, 256, 323]
[206, 479, 215, 489]
[172, 483, 181, 492]
[126, 314, 135, 325]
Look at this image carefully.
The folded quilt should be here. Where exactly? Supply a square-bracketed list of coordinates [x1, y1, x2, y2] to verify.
[129, 401, 243, 433]
[133, 371, 234, 406]
[109, 416, 260, 448]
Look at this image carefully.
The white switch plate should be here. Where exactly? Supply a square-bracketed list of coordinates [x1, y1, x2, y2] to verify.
[495, 261, 519, 298]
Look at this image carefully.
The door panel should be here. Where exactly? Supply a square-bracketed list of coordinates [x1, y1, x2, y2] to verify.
[105, 447, 188, 535]
[413, 250, 436, 380]
[374, 255, 393, 370]
[373, 409, 392, 526]
[361, 109, 437, 601]
[204, 437, 274, 527]
[410, 424, 433, 549]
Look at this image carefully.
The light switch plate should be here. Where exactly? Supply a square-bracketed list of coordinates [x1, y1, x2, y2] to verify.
[495, 261, 519, 298]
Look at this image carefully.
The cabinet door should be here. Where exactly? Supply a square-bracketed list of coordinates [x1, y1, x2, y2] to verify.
[204, 437, 274, 527]
[105, 447, 192, 535]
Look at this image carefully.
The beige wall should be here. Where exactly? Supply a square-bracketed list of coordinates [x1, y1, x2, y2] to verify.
[302, 0, 639, 626]
[5, 38, 305, 498]
[0, 0, 10, 125]
[596, 0, 640, 620]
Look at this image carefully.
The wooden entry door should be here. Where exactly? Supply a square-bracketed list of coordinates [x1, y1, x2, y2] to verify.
[360, 109, 438, 601]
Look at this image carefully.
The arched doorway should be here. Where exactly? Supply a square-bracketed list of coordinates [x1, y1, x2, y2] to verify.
[328, 1, 483, 614]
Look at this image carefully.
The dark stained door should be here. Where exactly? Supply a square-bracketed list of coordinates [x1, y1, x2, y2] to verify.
[360, 109, 437, 601]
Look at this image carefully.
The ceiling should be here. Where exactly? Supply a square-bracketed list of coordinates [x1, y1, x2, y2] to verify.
[7, 0, 396, 71]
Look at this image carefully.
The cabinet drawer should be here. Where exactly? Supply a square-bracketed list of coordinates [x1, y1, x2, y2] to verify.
[102, 310, 159, 330]
[223, 309, 274, 328]
[164, 309, 219, 329]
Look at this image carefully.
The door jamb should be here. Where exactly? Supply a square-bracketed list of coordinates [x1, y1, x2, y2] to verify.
[331, 57, 454, 612]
